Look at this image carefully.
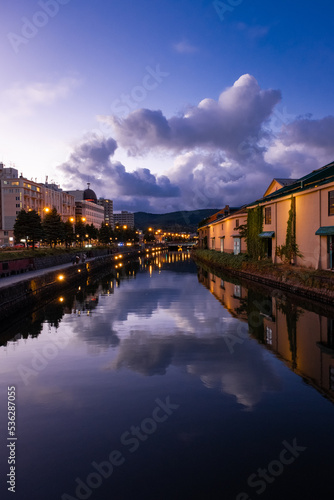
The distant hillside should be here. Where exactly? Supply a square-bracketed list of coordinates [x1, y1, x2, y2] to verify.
[134, 209, 220, 231]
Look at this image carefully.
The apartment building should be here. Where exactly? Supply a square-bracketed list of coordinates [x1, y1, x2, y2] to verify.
[97, 198, 114, 226]
[113, 210, 135, 229]
[0, 164, 75, 245]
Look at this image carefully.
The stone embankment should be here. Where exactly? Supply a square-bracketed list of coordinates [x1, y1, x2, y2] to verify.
[0, 247, 165, 322]
[192, 249, 334, 305]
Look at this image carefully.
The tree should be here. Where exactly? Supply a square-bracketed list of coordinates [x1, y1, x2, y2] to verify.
[98, 223, 113, 245]
[63, 220, 75, 248]
[42, 208, 65, 247]
[113, 224, 138, 244]
[85, 223, 98, 243]
[14, 210, 44, 249]
[75, 220, 86, 247]
[143, 229, 155, 242]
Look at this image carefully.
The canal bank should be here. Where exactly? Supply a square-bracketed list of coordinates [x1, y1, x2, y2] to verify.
[1, 250, 334, 500]
[0, 247, 166, 321]
[192, 249, 334, 304]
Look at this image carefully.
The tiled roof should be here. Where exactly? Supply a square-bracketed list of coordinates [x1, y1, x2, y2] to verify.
[273, 178, 298, 186]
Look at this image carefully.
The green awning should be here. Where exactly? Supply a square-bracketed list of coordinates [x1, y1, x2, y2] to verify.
[258, 231, 275, 238]
[315, 226, 334, 236]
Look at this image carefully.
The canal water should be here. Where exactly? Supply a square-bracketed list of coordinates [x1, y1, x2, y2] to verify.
[1, 251, 334, 500]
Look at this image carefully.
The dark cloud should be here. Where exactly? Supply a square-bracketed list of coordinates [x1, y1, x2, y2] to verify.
[280, 115, 334, 152]
[58, 134, 180, 206]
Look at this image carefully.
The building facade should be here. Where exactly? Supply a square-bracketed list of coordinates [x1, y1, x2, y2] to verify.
[0, 164, 76, 245]
[199, 161, 334, 270]
[97, 198, 114, 226]
[67, 186, 104, 228]
[198, 205, 247, 255]
[42, 183, 75, 221]
[113, 210, 135, 229]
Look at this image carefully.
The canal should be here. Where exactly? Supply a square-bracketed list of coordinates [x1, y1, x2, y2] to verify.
[1, 251, 334, 499]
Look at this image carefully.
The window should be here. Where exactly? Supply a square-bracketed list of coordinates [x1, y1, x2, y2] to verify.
[4, 231, 8, 236]
[266, 327, 273, 345]
[234, 285, 241, 298]
[329, 191, 334, 216]
[221, 224, 224, 230]
[16, 204, 20, 207]
[330, 366, 334, 391]
[234, 237, 241, 255]
[235, 219, 239, 227]
[265, 207, 272, 224]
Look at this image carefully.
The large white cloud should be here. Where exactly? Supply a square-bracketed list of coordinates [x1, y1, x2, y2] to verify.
[102, 74, 281, 159]
[58, 75, 334, 212]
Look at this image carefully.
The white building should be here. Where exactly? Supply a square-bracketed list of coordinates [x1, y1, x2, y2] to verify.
[66, 185, 104, 228]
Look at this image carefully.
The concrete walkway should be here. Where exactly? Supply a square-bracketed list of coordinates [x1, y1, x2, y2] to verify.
[0, 258, 96, 289]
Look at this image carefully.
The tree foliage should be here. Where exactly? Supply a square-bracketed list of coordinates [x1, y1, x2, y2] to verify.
[42, 208, 64, 247]
[14, 209, 44, 249]
[276, 196, 302, 263]
[114, 224, 139, 243]
[239, 206, 265, 259]
[63, 220, 75, 248]
[98, 223, 113, 244]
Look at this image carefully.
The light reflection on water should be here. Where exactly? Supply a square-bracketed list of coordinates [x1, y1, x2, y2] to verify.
[0, 252, 334, 499]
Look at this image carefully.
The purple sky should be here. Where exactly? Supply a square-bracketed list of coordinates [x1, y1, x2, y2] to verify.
[2, 0, 334, 211]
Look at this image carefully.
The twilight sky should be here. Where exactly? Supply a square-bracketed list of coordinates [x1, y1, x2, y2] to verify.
[1, 0, 334, 212]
